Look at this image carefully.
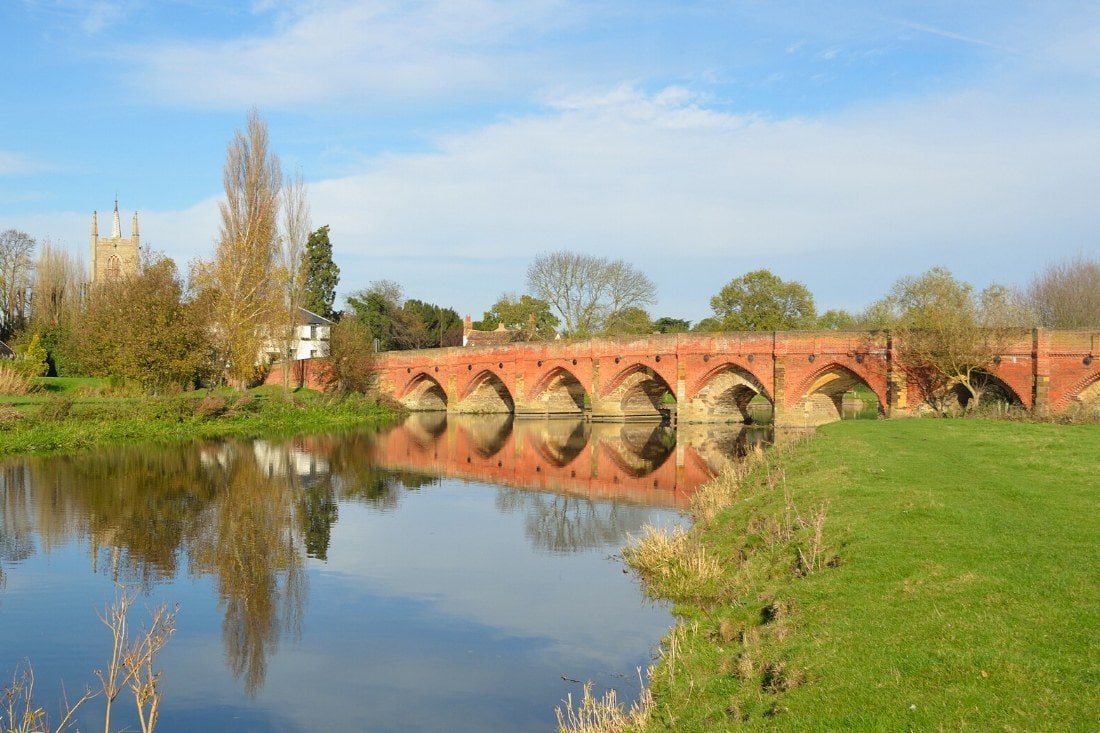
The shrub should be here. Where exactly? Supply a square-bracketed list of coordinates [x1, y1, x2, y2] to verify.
[195, 395, 227, 419]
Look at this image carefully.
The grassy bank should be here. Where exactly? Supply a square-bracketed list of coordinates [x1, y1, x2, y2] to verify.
[0, 378, 396, 456]
[612, 419, 1099, 732]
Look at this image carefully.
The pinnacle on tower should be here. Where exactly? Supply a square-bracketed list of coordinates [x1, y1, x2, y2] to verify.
[91, 210, 99, 237]
[111, 197, 122, 238]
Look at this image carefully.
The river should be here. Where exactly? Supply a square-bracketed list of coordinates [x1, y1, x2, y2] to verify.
[0, 415, 769, 732]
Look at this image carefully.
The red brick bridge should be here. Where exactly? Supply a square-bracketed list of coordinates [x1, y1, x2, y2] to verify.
[368, 329, 1099, 427]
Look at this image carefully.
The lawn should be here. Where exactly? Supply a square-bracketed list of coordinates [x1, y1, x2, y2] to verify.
[635, 418, 1099, 732]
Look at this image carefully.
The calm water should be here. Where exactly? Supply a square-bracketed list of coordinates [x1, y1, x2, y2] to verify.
[0, 415, 768, 732]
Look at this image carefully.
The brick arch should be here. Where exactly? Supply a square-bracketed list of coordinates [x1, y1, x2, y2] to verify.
[398, 373, 448, 411]
[456, 369, 515, 413]
[951, 370, 1026, 409]
[797, 363, 885, 406]
[1053, 369, 1100, 412]
[526, 365, 586, 414]
[683, 362, 772, 424]
[595, 363, 674, 419]
[790, 362, 886, 423]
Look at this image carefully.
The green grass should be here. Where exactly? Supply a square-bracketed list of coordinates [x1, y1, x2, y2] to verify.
[636, 419, 1100, 732]
[0, 384, 396, 456]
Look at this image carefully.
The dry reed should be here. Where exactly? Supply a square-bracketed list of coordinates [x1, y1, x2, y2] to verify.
[555, 670, 653, 733]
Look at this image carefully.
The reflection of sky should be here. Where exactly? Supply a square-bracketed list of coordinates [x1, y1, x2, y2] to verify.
[321, 481, 676, 660]
[1, 474, 680, 733]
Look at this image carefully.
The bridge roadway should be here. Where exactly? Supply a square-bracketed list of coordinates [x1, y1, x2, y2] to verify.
[361, 329, 1099, 427]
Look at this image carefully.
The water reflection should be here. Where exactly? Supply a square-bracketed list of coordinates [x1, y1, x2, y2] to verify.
[0, 416, 767, 709]
[371, 414, 772, 510]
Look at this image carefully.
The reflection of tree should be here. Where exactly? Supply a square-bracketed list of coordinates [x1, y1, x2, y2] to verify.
[299, 481, 338, 560]
[496, 490, 657, 553]
[0, 463, 37, 589]
[188, 441, 306, 696]
[27, 446, 220, 588]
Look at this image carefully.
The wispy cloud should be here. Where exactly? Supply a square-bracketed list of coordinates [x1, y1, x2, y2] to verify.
[124, 0, 578, 109]
[20, 0, 129, 35]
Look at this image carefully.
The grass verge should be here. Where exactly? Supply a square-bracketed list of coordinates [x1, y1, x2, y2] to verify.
[578, 419, 1100, 732]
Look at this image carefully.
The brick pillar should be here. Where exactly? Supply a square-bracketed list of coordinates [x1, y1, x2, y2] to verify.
[773, 357, 790, 425]
[1032, 328, 1050, 416]
[771, 331, 789, 426]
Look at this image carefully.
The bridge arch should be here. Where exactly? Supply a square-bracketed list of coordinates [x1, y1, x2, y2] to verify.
[399, 373, 448, 412]
[790, 363, 885, 424]
[524, 366, 587, 416]
[594, 363, 674, 421]
[1053, 369, 1100, 413]
[951, 371, 1025, 411]
[456, 369, 515, 413]
[683, 362, 772, 423]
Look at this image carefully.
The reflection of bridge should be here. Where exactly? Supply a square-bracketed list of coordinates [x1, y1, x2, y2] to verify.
[371, 330, 1100, 426]
[366, 414, 772, 509]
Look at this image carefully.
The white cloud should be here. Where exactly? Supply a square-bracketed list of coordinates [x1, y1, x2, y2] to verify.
[125, 0, 577, 109]
[300, 83, 1098, 311]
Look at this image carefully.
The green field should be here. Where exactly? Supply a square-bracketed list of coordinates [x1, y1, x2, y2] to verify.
[632, 419, 1099, 732]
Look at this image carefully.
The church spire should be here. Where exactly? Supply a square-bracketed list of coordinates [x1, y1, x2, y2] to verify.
[111, 197, 122, 238]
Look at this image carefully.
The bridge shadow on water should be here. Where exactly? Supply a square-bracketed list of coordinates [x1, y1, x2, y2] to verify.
[369, 413, 777, 510]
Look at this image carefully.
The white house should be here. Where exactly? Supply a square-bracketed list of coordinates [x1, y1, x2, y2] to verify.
[263, 307, 334, 363]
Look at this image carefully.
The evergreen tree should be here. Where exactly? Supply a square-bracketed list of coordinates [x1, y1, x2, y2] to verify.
[302, 225, 340, 319]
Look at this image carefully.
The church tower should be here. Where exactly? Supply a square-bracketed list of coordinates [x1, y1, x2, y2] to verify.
[90, 199, 140, 283]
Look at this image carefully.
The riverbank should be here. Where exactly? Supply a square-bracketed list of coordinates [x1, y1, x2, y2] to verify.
[0, 378, 396, 456]
[616, 418, 1099, 732]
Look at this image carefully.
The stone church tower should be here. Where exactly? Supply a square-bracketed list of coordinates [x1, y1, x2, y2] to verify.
[90, 199, 140, 283]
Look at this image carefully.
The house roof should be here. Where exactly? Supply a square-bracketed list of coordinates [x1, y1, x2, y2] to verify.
[297, 307, 335, 326]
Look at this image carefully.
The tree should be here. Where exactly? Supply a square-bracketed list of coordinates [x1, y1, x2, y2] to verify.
[1024, 254, 1100, 328]
[653, 317, 691, 334]
[195, 110, 283, 387]
[302, 225, 340, 320]
[319, 317, 376, 394]
[274, 168, 312, 394]
[872, 267, 1026, 414]
[345, 281, 406, 352]
[603, 306, 654, 336]
[709, 269, 817, 331]
[817, 309, 859, 330]
[475, 293, 559, 340]
[28, 239, 85, 375]
[400, 299, 462, 348]
[29, 239, 83, 330]
[0, 229, 35, 340]
[526, 251, 656, 338]
[73, 252, 212, 391]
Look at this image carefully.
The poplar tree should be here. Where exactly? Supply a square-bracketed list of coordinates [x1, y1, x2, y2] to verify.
[197, 110, 283, 388]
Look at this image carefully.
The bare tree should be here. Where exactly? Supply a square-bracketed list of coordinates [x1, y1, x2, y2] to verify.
[277, 168, 312, 394]
[195, 110, 283, 388]
[526, 250, 656, 338]
[0, 229, 35, 340]
[29, 239, 84, 330]
[1025, 254, 1100, 328]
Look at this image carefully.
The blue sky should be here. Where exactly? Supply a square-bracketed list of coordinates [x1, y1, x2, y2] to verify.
[2, 1, 1098, 324]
